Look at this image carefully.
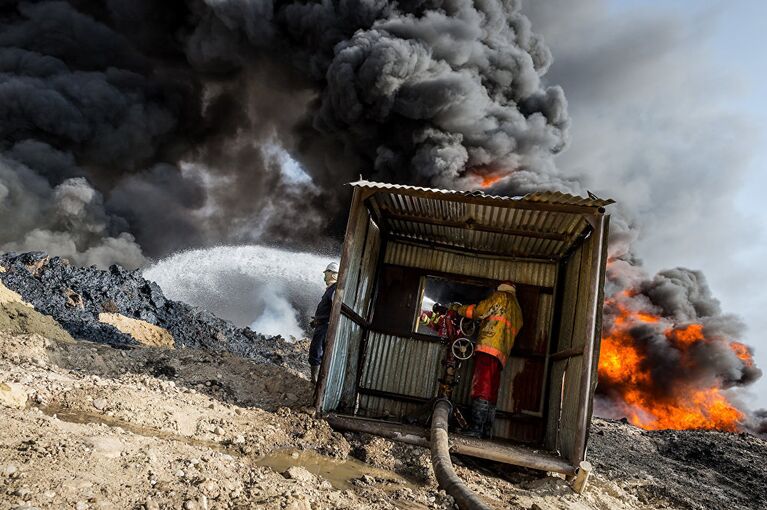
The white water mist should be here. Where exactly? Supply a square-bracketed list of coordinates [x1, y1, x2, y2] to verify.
[143, 245, 337, 339]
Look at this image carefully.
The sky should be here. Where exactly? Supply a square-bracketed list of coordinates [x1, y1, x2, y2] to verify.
[526, 0, 767, 408]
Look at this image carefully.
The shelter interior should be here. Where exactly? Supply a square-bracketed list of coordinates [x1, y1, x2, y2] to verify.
[317, 181, 612, 473]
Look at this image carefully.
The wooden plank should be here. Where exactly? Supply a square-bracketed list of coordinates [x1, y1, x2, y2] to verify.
[325, 414, 577, 475]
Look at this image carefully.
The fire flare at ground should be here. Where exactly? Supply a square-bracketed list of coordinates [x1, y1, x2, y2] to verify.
[597, 269, 760, 432]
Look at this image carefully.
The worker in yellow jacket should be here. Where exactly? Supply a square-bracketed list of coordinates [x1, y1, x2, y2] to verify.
[451, 282, 523, 438]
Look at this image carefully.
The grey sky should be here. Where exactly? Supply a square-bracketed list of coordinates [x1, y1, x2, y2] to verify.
[524, 0, 767, 408]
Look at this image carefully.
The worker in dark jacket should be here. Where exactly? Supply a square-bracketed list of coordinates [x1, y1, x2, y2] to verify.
[309, 262, 339, 384]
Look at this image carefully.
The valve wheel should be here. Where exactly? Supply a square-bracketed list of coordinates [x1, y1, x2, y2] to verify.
[459, 317, 477, 336]
[451, 337, 474, 360]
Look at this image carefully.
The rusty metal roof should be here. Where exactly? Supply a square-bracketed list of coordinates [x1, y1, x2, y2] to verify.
[352, 181, 613, 260]
[349, 180, 615, 209]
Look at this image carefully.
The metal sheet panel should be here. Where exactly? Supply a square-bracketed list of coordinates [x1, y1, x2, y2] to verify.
[357, 394, 425, 420]
[389, 219, 567, 259]
[384, 242, 556, 287]
[492, 417, 545, 444]
[341, 208, 370, 312]
[571, 234, 596, 350]
[352, 219, 381, 318]
[534, 293, 554, 354]
[496, 357, 544, 414]
[363, 182, 601, 260]
[558, 354, 584, 463]
[545, 358, 568, 451]
[556, 246, 583, 352]
[321, 315, 362, 411]
[359, 332, 444, 399]
[350, 180, 614, 208]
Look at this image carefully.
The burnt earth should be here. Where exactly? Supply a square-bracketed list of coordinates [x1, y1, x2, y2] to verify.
[588, 418, 766, 509]
[0, 252, 306, 373]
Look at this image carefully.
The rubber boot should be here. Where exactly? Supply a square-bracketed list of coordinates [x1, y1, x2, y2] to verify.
[464, 398, 490, 438]
[483, 404, 496, 438]
[310, 365, 319, 385]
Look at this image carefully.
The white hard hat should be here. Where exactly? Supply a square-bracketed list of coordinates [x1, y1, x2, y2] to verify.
[324, 262, 339, 273]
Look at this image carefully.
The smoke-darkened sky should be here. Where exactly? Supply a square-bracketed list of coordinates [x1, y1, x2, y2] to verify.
[523, 0, 767, 408]
[0, 0, 763, 410]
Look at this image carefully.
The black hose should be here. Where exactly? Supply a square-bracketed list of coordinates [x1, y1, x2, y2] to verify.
[430, 399, 492, 510]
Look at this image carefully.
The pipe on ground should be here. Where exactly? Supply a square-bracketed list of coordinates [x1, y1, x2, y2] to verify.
[430, 399, 491, 510]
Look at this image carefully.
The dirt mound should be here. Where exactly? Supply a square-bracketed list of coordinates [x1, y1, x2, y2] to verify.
[0, 280, 74, 344]
[98, 313, 174, 348]
[0, 279, 32, 307]
[0, 252, 308, 374]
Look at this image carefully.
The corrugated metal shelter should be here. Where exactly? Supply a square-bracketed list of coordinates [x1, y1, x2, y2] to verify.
[315, 180, 612, 475]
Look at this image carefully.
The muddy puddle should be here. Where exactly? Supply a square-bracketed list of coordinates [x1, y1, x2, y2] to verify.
[34, 403, 238, 455]
[255, 448, 419, 491]
[34, 403, 427, 508]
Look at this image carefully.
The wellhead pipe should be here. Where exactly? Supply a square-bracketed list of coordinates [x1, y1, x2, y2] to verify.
[430, 399, 492, 510]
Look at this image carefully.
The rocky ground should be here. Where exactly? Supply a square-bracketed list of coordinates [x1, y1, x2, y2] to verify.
[2, 329, 765, 510]
[1, 255, 765, 510]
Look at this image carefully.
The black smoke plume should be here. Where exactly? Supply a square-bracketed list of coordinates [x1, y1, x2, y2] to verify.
[0, 0, 569, 266]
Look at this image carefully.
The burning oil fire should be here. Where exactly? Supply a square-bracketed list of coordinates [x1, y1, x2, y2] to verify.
[470, 167, 508, 189]
[479, 174, 504, 188]
[598, 287, 756, 432]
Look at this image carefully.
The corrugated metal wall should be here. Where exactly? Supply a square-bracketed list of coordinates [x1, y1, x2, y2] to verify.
[545, 231, 597, 462]
[323, 209, 381, 412]
[350, 246, 558, 443]
[319, 184, 611, 468]
[359, 332, 444, 398]
[322, 314, 363, 411]
[371, 191, 590, 259]
[385, 242, 557, 287]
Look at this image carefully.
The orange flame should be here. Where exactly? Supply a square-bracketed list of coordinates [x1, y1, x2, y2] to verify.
[479, 174, 503, 188]
[730, 342, 755, 368]
[666, 324, 704, 346]
[599, 295, 746, 432]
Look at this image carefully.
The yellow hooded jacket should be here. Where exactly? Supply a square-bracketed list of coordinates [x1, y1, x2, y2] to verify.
[456, 288, 523, 366]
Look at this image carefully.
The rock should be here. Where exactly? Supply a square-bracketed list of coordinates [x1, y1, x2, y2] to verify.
[87, 437, 123, 459]
[64, 288, 84, 309]
[144, 500, 160, 510]
[92, 398, 107, 411]
[98, 313, 174, 348]
[283, 466, 316, 484]
[14, 487, 32, 500]
[183, 500, 198, 509]
[285, 497, 311, 510]
[0, 382, 28, 409]
[213, 426, 224, 436]
[75, 501, 88, 510]
[3, 464, 18, 477]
